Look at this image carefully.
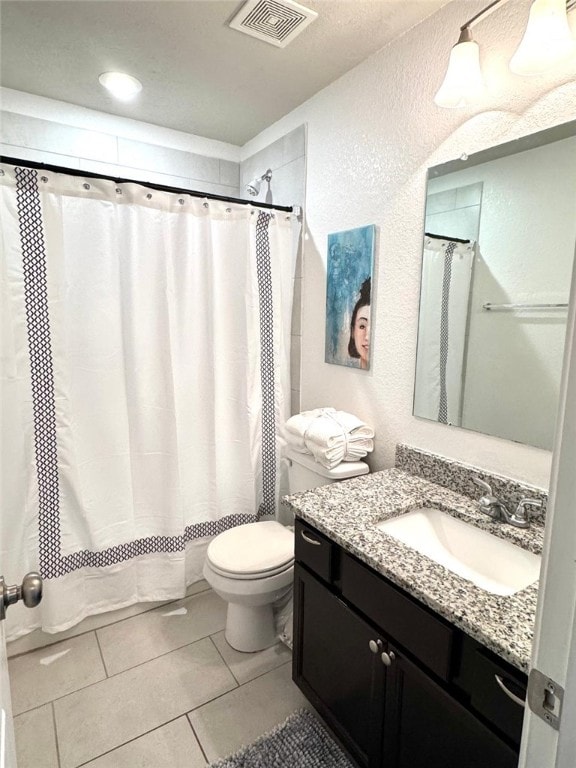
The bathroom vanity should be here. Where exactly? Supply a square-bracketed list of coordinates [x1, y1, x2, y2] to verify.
[284, 447, 545, 768]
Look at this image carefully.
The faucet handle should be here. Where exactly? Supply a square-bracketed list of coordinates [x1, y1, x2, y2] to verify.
[515, 498, 544, 519]
[472, 476, 493, 496]
[472, 475, 503, 520]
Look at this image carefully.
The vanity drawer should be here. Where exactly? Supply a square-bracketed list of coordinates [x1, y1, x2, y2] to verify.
[295, 520, 334, 584]
[340, 552, 454, 680]
[453, 635, 526, 746]
[469, 649, 527, 746]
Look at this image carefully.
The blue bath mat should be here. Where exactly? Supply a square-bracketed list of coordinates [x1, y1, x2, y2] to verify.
[208, 709, 355, 768]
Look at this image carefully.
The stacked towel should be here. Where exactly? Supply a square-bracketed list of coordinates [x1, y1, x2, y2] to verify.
[285, 408, 374, 469]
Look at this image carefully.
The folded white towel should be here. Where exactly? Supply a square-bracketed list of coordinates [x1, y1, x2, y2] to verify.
[285, 408, 374, 469]
[285, 407, 329, 451]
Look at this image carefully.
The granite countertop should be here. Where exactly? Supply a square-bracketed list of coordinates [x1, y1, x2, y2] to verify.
[283, 467, 544, 674]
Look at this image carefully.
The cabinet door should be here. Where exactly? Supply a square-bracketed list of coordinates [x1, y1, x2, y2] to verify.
[293, 563, 385, 768]
[383, 646, 518, 768]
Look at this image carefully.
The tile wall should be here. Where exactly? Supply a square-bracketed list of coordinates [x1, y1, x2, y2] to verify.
[0, 111, 240, 197]
[240, 125, 306, 414]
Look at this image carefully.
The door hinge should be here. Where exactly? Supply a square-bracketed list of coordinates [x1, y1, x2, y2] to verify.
[527, 668, 564, 730]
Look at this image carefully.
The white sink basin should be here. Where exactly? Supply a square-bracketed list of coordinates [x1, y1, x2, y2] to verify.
[376, 507, 541, 596]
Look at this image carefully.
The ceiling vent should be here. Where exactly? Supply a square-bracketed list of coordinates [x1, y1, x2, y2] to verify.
[229, 0, 318, 48]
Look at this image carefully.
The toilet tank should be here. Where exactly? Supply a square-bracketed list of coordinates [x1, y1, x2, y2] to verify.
[285, 447, 369, 494]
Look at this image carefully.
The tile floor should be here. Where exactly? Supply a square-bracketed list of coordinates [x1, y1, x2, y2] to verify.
[8, 581, 310, 767]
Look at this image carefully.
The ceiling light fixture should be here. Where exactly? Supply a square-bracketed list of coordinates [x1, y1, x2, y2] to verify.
[98, 71, 143, 101]
[435, 0, 576, 108]
[510, 0, 576, 74]
[434, 26, 485, 109]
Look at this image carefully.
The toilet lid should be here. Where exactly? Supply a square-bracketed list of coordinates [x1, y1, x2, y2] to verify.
[207, 521, 294, 575]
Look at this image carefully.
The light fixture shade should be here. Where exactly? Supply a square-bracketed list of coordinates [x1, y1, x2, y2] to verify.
[510, 0, 576, 75]
[99, 72, 143, 100]
[434, 39, 485, 108]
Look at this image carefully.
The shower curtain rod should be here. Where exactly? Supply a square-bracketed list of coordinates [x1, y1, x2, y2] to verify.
[0, 155, 294, 213]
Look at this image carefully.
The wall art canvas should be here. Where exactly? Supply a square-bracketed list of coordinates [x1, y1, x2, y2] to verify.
[325, 225, 375, 370]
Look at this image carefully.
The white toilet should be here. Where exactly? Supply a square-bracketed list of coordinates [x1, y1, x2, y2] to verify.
[203, 448, 369, 652]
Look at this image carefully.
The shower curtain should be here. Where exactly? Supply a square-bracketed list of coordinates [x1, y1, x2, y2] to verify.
[414, 235, 475, 426]
[0, 163, 299, 641]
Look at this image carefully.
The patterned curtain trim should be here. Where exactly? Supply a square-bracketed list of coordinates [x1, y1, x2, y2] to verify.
[437, 240, 456, 424]
[255, 211, 277, 518]
[15, 168, 272, 578]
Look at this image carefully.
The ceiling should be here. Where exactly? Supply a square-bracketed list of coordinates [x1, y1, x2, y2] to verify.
[0, 0, 448, 146]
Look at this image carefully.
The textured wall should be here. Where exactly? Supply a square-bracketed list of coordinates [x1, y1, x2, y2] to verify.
[241, 0, 576, 488]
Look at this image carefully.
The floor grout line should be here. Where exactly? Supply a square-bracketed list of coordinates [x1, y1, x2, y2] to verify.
[93, 630, 109, 678]
[184, 657, 294, 720]
[52, 655, 287, 767]
[51, 701, 62, 768]
[13, 630, 226, 717]
[11, 595, 298, 767]
[13, 632, 291, 720]
[16, 647, 295, 767]
[74, 714, 189, 767]
[14, 673, 107, 719]
[7, 584, 212, 661]
[12, 700, 52, 718]
[58, 661, 278, 768]
[208, 634, 241, 687]
[186, 715, 210, 765]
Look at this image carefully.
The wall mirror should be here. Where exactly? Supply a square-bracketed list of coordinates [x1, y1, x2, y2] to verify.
[413, 120, 576, 450]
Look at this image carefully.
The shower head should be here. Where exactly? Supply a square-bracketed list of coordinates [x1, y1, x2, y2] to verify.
[245, 169, 272, 197]
[246, 178, 262, 197]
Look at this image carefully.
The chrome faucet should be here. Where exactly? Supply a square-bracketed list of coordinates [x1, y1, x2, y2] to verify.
[472, 476, 543, 529]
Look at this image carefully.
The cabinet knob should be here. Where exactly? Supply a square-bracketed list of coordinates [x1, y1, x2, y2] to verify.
[381, 651, 396, 667]
[369, 639, 383, 654]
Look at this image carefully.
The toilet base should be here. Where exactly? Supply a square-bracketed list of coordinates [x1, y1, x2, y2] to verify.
[225, 601, 277, 652]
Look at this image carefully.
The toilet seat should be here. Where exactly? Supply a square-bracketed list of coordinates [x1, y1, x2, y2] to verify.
[206, 558, 294, 580]
[206, 521, 294, 580]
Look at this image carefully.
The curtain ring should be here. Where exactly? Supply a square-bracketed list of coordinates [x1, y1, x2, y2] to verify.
[116, 187, 123, 195]
[203, 202, 209, 208]
[178, 198, 185, 205]
[83, 183, 91, 190]
[0, 169, 5, 177]
[146, 193, 152, 200]
[40, 176, 48, 183]
[226, 207, 232, 213]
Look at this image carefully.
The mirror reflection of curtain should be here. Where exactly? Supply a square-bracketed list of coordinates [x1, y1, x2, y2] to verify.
[414, 236, 475, 426]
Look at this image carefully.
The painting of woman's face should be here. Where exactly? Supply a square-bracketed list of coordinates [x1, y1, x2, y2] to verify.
[353, 304, 370, 369]
[325, 225, 375, 369]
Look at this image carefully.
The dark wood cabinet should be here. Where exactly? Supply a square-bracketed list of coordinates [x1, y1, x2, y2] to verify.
[383, 645, 517, 768]
[294, 564, 386, 767]
[293, 519, 525, 768]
